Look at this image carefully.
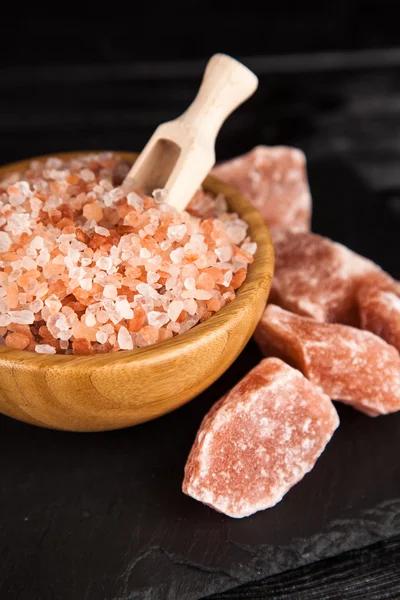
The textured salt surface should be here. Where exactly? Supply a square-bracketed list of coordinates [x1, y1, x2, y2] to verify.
[357, 274, 400, 352]
[270, 229, 389, 324]
[0, 153, 255, 354]
[255, 305, 400, 416]
[212, 145, 312, 232]
[183, 358, 339, 518]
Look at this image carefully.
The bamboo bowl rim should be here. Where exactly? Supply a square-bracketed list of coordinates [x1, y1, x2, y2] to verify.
[0, 151, 274, 371]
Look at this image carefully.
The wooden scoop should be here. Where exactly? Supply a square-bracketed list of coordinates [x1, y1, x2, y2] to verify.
[124, 54, 258, 211]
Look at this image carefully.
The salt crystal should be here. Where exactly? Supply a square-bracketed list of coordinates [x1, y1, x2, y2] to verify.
[140, 247, 151, 259]
[115, 298, 133, 320]
[35, 344, 56, 355]
[0, 315, 12, 326]
[45, 295, 62, 315]
[215, 246, 232, 262]
[226, 224, 246, 245]
[96, 256, 113, 271]
[147, 271, 160, 285]
[152, 188, 166, 204]
[58, 330, 72, 341]
[212, 145, 312, 232]
[167, 264, 180, 278]
[96, 330, 108, 344]
[182, 289, 212, 300]
[37, 248, 50, 267]
[85, 313, 97, 327]
[21, 256, 37, 270]
[80, 278, 93, 291]
[222, 270, 233, 287]
[80, 168, 95, 182]
[184, 277, 196, 290]
[168, 300, 184, 322]
[127, 192, 144, 211]
[170, 248, 185, 264]
[167, 224, 187, 241]
[43, 195, 62, 210]
[0, 153, 251, 354]
[81, 258, 92, 267]
[103, 285, 117, 300]
[147, 311, 170, 328]
[136, 282, 159, 299]
[29, 299, 44, 314]
[223, 291, 235, 302]
[6, 212, 31, 236]
[255, 305, 400, 417]
[270, 230, 384, 324]
[30, 236, 44, 250]
[96, 311, 110, 324]
[143, 224, 156, 236]
[118, 326, 133, 350]
[103, 187, 125, 207]
[160, 240, 171, 251]
[0, 232, 11, 252]
[183, 358, 338, 518]
[357, 279, 400, 353]
[7, 181, 31, 205]
[177, 315, 200, 333]
[183, 298, 197, 315]
[9, 310, 35, 324]
[242, 242, 257, 255]
[100, 179, 113, 191]
[46, 157, 63, 169]
[94, 226, 110, 237]
[35, 282, 48, 298]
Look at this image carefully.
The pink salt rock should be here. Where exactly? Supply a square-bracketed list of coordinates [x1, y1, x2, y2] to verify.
[212, 145, 312, 232]
[270, 230, 389, 324]
[356, 273, 400, 352]
[255, 305, 400, 416]
[182, 358, 339, 518]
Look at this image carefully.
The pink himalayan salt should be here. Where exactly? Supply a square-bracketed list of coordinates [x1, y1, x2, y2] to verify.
[270, 229, 390, 325]
[357, 273, 400, 352]
[255, 305, 400, 416]
[167, 300, 184, 322]
[5, 331, 30, 349]
[183, 358, 339, 518]
[212, 146, 312, 232]
[83, 202, 103, 222]
[0, 153, 254, 354]
[35, 344, 56, 355]
[117, 325, 133, 350]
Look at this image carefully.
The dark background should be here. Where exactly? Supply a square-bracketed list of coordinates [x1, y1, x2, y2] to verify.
[1, 5, 400, 599]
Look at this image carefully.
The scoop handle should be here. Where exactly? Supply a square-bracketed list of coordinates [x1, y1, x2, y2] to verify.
[179, 54, 258, 143]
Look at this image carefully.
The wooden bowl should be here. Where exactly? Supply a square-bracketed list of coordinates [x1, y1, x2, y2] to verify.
[0, 152, 274, 431]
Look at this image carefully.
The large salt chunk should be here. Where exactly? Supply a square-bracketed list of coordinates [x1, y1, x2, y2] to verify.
[183, 358, 338, 518]
[357, 274, 400, 352]
[212, 146, 312, 232]
[271, 230, 386, 324]
[255, 305, 400, 416]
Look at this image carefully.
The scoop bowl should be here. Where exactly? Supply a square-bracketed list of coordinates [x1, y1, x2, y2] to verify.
[0, 151, 274, 431]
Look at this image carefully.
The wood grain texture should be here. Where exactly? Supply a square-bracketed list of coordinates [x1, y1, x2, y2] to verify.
[0, 151, 274, 432]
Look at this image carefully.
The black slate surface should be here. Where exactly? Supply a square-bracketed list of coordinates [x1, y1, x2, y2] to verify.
[0, 44, 400, 599]
[208, 536, 400, 599]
